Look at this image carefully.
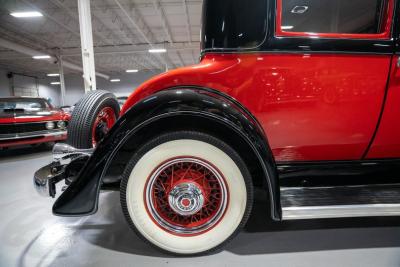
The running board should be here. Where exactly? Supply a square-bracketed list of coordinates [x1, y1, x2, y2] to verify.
[281, 184, 400, 220]
[282, 204, 400, 220]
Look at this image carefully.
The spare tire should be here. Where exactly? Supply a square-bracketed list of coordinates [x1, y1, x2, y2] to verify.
[67, 90, 120, 149]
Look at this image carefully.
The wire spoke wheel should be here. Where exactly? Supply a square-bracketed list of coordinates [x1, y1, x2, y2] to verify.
[120, 131, 253, 255]
[145, 157, 229, 235]
[91, 106, 116, 147]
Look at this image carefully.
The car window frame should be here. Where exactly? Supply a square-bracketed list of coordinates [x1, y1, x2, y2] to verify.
[275, 0, 395, 40]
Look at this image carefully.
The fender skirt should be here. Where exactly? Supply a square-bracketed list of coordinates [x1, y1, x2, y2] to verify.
[53, 87, 281, 220]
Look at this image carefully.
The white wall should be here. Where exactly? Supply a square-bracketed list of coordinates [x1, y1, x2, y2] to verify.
[0, 71, 61, 105]
[59, 70, 160, 105]
[0, 69, 161, 107]
[39, 82, 61, 107]
[0, 70, 11, 97]
[98, 71, 160, 97]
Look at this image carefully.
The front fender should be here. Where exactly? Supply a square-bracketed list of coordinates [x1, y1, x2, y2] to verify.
[53, 87, 281, 220]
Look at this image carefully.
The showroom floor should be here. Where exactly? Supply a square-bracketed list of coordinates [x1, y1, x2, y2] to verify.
[1, 146, 400, 267]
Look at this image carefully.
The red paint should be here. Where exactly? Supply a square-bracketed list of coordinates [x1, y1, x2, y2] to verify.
[91, 106, 117, 147]
[0, 110, 70, 124]
[366, 58, 400, 158]
[181, 198, 190, 207]
[122, 53, 391, 161]
[0, 132, 67, 148]
[143, 156, 229, 236]
[0, 109, 70, 148]
[275, 0, 394, 40]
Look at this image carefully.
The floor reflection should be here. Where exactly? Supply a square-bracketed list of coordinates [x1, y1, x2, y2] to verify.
[77, 190, 400, 257]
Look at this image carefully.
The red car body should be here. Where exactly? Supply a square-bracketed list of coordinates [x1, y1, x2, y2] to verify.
[122, 52, 397, 162]
[0, 97, 70, 148]
[113, 0, 398, 163]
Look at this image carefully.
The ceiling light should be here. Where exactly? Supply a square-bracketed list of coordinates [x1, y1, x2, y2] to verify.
[10, 11, 43, 18]
[33, 55, 51, 59]
[51, 82, 60, 85]
[47, 73, 60, 77]
[281, 25, 294, 30]
[126, 69, 139, 73]
[149, 48, 167, 53]
[110, 79, 120, 82]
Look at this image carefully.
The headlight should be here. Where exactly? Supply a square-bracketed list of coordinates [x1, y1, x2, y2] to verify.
[57, 121, 66, 129]
[45, 121, 55, 130]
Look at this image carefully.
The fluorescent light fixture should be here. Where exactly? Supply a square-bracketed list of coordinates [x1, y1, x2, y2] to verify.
[126, 69, 139, 73]
[33, 55, 51, 59]
[50, 82, 60, 85]
[281, 25, 294, 30]
[10, 11, 43, 18]
[149, 48, 167, 53]
[47, 73, 60, 77]
[110, 79, 120, 82]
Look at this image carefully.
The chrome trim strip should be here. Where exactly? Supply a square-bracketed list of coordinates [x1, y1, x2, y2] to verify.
[0, 120, 60, 125]
[282, 204, 400, 220]
[0, 130, 67, 141]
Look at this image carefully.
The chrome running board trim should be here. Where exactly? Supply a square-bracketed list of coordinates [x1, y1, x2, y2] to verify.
[282, 204, 400, 220]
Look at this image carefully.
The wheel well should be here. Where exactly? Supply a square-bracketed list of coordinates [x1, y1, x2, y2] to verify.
[103, 115, 267, 190]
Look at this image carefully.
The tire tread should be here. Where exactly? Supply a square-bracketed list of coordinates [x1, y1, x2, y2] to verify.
[67, 90, 119, 148]
[120, 130, 254, 256]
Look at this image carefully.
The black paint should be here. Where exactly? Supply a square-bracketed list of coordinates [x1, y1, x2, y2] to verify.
[52, 88, 281, 220]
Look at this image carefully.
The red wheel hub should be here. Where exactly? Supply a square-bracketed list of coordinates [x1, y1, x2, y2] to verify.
[91, 107, 116, 147]
[181, 198, 190, 207]
[145, 157, 229, 235]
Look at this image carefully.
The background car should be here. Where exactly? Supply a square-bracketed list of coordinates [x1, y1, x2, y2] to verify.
[0, 97, 70, 149]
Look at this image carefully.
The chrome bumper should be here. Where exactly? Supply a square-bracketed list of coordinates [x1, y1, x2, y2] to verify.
[33, 143, 93, 197]
[0, 130, 67, 141]
[33, 161, 66, 197]
[52, 143, 93, 161]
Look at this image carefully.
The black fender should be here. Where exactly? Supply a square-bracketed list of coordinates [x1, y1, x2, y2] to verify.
[53, 87, 281, 220]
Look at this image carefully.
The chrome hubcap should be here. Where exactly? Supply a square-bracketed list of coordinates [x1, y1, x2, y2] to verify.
[168, 182, 204, 216]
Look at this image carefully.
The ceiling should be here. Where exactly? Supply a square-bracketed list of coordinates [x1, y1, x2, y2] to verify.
[0, 0, 203, 76]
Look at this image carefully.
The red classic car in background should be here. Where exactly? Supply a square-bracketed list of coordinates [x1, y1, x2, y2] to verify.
[0, 97, 70, 148]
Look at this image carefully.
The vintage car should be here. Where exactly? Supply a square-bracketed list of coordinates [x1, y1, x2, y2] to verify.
[34, 0, 400, 255]
[0, 97, 70, 148]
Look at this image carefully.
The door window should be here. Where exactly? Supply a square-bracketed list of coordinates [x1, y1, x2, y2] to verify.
[276, 0, 393, 39]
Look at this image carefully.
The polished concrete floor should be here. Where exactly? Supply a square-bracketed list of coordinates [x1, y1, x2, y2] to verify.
[1, 146, 400, 267]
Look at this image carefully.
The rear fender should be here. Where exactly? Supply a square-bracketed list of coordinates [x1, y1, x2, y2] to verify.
[52, 87, 281, 220]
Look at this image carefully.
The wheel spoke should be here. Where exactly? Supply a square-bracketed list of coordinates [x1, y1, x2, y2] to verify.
[92, 107, 116, 147]
[146, 157, 228, 235]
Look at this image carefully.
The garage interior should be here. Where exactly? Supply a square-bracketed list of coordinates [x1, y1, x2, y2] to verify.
[0, 0, 200, 104]
[1, 1, 400, 266]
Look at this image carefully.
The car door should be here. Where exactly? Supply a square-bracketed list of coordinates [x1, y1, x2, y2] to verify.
[261, 0, 395, 162]
[366, 46, 400, 158]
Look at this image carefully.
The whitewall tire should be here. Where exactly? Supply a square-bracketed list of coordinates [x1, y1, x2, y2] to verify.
[120, 131, 253, 255]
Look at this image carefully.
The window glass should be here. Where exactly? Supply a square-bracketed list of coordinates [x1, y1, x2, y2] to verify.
[201, 0, 268, 50]
[0, 98, 49, 111]
[280, 0, 386, 34]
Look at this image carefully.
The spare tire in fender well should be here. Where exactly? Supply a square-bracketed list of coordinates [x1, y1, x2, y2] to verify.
[67, 90, 120, 149]
[52, 87, 281, 221]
